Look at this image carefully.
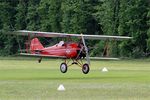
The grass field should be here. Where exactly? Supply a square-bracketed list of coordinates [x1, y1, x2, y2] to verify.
[0, 57, 150, 100]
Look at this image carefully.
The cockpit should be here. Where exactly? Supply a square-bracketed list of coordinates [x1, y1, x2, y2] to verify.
[57, 41, 65, 46]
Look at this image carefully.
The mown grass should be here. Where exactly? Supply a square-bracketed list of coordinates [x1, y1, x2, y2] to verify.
[0, 57, 150, 100]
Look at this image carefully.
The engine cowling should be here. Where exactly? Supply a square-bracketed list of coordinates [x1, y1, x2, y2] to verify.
[65, 43, 79, 58]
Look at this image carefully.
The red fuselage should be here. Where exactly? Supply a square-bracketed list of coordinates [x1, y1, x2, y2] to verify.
[41, 42, 80, 58]
[30, 41, 80, 58]
[29, 38, 84, 58]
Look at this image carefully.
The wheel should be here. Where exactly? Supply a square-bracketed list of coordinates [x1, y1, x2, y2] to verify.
[82, 63, 90, 74]
[60, 63, 67, 73]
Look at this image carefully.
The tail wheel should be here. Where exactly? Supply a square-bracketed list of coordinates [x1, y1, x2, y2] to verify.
[60, 63, 67, 73]
[82, 63, 90, 74]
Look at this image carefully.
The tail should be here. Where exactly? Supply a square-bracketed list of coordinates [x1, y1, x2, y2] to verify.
[30, 38, 44, 51]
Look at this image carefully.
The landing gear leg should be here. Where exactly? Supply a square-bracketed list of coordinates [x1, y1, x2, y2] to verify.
[38, 57, 42, 63]
[60, 63, 68, 73]
[82, 63, 90, 74]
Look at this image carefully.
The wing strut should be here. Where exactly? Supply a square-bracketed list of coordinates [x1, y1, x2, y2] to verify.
[81, 34, 90, 65]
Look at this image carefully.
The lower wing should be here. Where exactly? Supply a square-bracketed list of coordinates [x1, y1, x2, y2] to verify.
[20, 53, 119, 60]
[20, 53, 66, 58]
[89, 57, 120, 60]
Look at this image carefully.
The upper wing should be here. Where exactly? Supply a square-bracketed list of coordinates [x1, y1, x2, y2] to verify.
[12, 30, 132, 40]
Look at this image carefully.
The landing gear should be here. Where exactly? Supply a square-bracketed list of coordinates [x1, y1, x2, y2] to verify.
[38, 57, 42, 63]
[82, 63, 89, 74]
[60, 59, 90, 74]
[60, 63, 68, 73]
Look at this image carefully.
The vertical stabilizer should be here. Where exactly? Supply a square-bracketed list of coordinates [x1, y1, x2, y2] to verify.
[30, 38, 44, 51]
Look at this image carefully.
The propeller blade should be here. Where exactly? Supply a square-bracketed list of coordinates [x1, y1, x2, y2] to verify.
[81, 34, 90, 65]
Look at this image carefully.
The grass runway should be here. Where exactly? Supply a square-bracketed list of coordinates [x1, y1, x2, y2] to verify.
[0, 57, 150, 100]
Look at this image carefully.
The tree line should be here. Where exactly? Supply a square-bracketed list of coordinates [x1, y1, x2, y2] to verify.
[0, 0, 150, 58]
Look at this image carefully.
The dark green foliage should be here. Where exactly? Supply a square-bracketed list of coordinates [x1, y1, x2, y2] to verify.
[118, 0, 149, 58]
[0, 1, 18, 55]
[0, 0, 150, 58]
[37, 0, 51, 31]
[61, 0, 99, 34]
[26, 0, 40, 30]
[94, 0, 121, 57]
[90, 41, 105, 57]
[48, 0, 62, 32]
[147, 8, 150, 54]
[15, 0, 28, 30]
[94, 0, 149, 58]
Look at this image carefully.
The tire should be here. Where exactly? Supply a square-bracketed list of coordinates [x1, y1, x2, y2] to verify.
[82, 63, 90, 74]
[60, 63, 67, 73]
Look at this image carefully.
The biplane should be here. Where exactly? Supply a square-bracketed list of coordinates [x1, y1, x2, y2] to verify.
[11, 30, 132, 74]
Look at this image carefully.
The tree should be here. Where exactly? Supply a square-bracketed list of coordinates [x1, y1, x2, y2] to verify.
[26, 0, 40, 30]
[37, 0, 51, 31]
[0, 0, 149, 57]
[61, 0, 99, 34]
[15, 0, 28, 30]
[94, 0, 120, 57]
[48, 0, 62, 32]
[0, 1, 19, 55]
[118, 0, 148, 57]
[146, 7, 150, 55]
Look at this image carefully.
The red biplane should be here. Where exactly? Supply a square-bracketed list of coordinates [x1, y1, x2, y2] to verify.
[12, 30, 132, 74]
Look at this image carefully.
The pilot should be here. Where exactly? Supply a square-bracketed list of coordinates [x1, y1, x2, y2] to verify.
[58, 41, 65, 46]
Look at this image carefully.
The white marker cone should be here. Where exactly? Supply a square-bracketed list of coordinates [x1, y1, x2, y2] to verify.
[102, 67, 108, 72]
[57, 84, 65, 91]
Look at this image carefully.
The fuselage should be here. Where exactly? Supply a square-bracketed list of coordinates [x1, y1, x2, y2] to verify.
[32, 42, 81, 58]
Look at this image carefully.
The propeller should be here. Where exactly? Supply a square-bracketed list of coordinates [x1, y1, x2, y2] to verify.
[81, 34, 90, 65]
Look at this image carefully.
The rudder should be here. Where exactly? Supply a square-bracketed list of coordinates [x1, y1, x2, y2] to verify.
[30, 38, 44, 52]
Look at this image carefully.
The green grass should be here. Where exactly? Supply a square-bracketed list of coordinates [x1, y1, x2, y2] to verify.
[0, 57, 150, 100]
